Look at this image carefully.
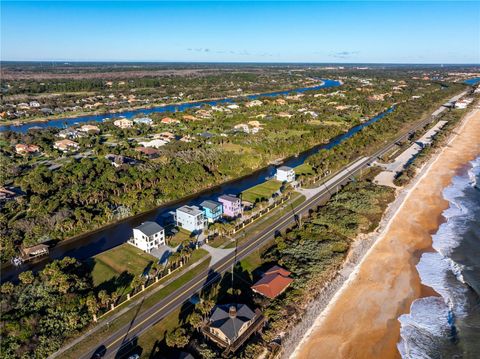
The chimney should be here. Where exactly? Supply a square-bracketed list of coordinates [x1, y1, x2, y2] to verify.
[229, 305, 237, 318]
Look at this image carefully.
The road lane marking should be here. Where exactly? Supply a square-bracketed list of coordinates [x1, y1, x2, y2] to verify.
[91, 115, 441, 357]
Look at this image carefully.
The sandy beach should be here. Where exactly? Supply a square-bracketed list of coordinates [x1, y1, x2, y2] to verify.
[291, 107, 480, 359]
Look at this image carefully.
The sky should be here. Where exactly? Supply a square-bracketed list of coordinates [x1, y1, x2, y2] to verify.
[1, 1, 479, 64]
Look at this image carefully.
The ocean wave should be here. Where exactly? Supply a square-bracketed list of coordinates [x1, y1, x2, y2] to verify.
[398, 297, 454, 359]
[398, 155, 480, 358]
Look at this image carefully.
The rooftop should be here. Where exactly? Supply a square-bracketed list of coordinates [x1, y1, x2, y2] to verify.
[200, 200, 222, 211]
[251, 265, 293, 299]
[218, 194, 239, 203]
[277, 166, 293, 172]
[177, 205, 203, 216]
[209, 304, 256, 342]
[134, 221, 164, 236]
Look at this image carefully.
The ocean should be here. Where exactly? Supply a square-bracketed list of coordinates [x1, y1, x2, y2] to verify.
[398, 156, 480, 359]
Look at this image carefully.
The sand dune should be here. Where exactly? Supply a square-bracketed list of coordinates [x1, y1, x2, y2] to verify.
[292, 108, 480, 359]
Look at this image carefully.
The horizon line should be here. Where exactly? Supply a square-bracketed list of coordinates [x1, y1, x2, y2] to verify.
[1, 60, 479, 66]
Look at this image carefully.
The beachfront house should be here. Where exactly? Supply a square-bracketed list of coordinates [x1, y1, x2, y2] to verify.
[218, 194, 242, 218]
[202, 304, 265, 354]
[200, 200, 223, 223]
[176, 205, 207, 233]
[130, 221, 165, 253]
[251, 265, 293, 299]
[275, 166, 295, 183]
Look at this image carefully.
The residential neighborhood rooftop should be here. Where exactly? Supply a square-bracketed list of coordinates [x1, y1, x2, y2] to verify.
[209, 304, 256, 342]
[251, 265, 293, 299]
[218, 194, 239, 202]
[177, 205, 203, 216]
[134, 221, 164, 236]
[200, 200, 222, 211]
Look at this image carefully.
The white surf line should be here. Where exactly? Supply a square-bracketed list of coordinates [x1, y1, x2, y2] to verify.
[288, 107, 479, 359]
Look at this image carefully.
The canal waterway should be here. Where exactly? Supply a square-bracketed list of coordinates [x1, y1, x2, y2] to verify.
[1, 101, 396, 282]
[0, 79, 341, 133]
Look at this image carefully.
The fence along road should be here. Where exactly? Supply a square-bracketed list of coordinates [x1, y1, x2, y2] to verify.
[74, 99, 458, 359]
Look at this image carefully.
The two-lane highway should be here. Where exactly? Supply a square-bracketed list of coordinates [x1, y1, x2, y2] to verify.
[77, 100, 457, 359]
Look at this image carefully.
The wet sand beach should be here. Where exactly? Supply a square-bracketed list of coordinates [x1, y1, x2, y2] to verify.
[292, 107, 480, 359]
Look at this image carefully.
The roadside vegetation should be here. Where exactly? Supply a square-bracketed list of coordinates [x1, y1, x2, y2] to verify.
[119, 179, 395, 359]
[0, 71, 462, 262]
[0, 67, 473, 358]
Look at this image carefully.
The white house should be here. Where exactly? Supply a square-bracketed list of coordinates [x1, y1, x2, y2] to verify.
[176, 205, 207, 233]
[245, 100, 263, 107]
[130, 221, 165, 253]
[275, 166, 295, 183]
[138, 139, 167, 148]
[455, 98, 473, 109]
[133, 117, 153, 126]
[113, 118, 134, 129]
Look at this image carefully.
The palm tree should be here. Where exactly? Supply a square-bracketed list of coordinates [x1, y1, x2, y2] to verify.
[86, 294, 98, 319]
[98, 290, 110, 309]
[130, 276, 143, 293]
[110, 290, 120, 305]
[188, 311, 204, 332]
[197, 299, 215, 320]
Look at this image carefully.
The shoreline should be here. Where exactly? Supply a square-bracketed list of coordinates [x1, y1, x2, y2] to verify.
[289, 106, 480, 359]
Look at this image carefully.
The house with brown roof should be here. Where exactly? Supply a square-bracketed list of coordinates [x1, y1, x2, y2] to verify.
[135, 147, 160, 158]
[15, 143, 40, 155]
[161, 117, 180, 124]
[251, 265, 293, 299]
[153, 131, 176, 141]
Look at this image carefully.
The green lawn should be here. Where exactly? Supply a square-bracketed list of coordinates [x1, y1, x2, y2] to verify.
[63, 249, 211, 359]
[241, 179, 282, 203]
[90, 244, 156, 288]
[168, 230, 192, 247]
[294, 163, 314, 176]
[206, 235, 231, 248]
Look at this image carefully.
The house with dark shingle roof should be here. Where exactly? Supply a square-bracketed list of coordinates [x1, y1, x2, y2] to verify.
[200, 200, 223, 223]
[251, 265, 293, 299]
[202, 303, 265, 354]
[130, 221, 165, 253]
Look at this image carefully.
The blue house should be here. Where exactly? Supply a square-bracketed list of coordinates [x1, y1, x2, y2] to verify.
[200, 200, 223, 223]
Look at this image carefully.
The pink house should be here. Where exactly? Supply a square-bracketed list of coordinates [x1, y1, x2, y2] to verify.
[218, 194, 242, 218]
